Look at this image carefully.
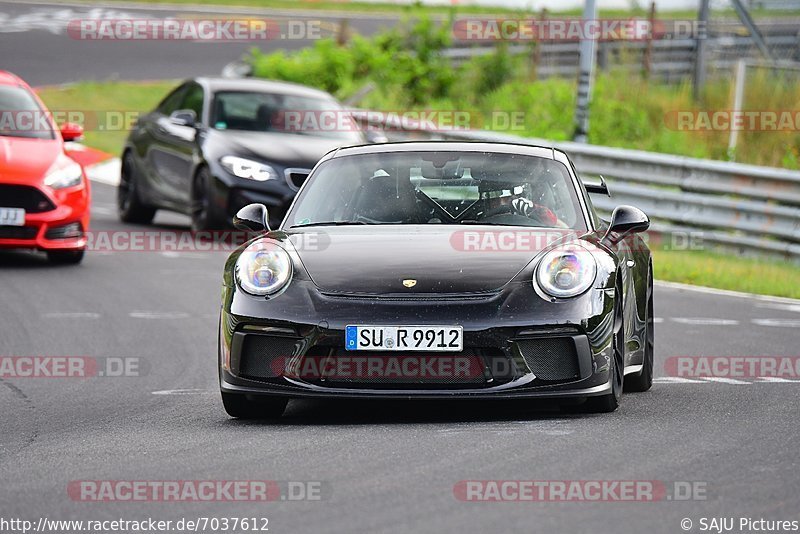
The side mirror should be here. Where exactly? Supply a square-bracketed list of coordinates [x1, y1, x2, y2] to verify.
[602, 205, 650, 245]
[234, 203, 270, 233]
[169, 109, 197, 127]
[364, 129, 388, 144]
[60, 122, 84, 142]
[285, 169, 310, 190]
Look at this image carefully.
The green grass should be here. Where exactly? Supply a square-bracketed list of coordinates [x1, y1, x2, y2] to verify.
[54, 0, 800, 18]
[36, 80, 180, 155]
[653, 249, 800, 299]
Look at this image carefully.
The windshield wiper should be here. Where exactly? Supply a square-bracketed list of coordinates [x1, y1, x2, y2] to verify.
[290, 221, 368, 228]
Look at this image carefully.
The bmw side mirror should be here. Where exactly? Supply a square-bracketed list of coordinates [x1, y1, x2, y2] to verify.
[234, 203, 270, 233]
[169, 109, 197, 127]
[602, 205, 650, 245]
[286, 169, 310, 190]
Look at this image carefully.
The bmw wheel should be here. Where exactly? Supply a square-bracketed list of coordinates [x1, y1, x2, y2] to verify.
[191, 166, 226, 232]
[118, 153, 157, 224]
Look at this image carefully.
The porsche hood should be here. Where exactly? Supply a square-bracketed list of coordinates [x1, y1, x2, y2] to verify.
[287, 226, 578, 295]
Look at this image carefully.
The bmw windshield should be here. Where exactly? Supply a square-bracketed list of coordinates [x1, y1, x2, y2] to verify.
[285, 151, 587, 230]
[211, 90, 363, 143]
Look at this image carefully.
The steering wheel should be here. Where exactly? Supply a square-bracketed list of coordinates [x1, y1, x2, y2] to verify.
[480, 211, 539, 225]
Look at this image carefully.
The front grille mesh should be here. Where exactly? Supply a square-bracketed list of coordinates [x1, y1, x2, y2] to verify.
[515, 337, 580, 381]
[238, 335, 299, 379]
[292, 348, 491, 388]
[0, 226, 38, 240]
[0, 185, 56, 213]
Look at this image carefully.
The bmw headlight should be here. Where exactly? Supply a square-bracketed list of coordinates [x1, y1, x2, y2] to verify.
[44, 161, 83, 189]
[235, 241, 292, 296]
[535, 243, 597, 298]
[221, 156, 277, 182]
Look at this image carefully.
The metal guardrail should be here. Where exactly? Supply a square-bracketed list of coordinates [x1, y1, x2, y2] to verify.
[350, 110, 800, 259]
[445, 30, 799, 82]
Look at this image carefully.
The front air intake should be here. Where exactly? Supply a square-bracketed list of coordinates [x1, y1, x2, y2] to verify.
[515, 337, 580, 381]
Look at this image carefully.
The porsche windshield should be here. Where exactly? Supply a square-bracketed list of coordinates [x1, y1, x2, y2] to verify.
[285, 151, 587, 230]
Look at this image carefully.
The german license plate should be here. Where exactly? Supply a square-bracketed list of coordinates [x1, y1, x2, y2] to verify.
[0, 207, 25, 226]
[345, 325, 463, 352]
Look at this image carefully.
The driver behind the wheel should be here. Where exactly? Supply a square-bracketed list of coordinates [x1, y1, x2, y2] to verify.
[478, 180, 558, 226]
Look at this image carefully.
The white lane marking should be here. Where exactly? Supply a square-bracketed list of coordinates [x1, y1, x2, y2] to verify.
[756, 377, 800, 383]
[0, 7, 137, 34]
[655, 377, 800, 385]
[755, 303, 800, 314]
[41, 312, 101, 319]
[670, 318, 740, 326]
[152, 389, 214, 395]
[654, 377, 706, 384]
[699, 377, 751, 385]
[161, 251, 207, 259]
[129, 311, 191, 319]
[85, 158, 121, 186]
[437, 421, 573, 436]
[752, 319, 800, 328]
[91, 206, 115, 215]
[655, 280, 800, 305]
[653, 317, 665, 324]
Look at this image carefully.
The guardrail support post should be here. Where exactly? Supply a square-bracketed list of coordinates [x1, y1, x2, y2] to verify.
[573, 0, 598, 143]
[693, 0, 710, 101]
[728, 59, 747, 160]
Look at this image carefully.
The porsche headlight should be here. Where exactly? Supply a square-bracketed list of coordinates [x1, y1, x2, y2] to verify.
[535, 243, 597, 298]
[221, 156, 277, 182]
[44, 161, 83, 189]
[235, 241, 292, 296]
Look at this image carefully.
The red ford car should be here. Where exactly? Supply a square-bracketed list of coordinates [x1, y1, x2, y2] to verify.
[0, 71, 90, 264]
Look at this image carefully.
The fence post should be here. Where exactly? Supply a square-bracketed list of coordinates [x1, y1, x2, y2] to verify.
[643, 1, 656, 78]
[693, 0, 710, 101]
[573, 0, 598, 143]
[530, 8, 547, 81]
[728, 59, 747, 160]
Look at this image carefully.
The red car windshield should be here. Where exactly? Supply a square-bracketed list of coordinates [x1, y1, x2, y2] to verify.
[0, 85, 55, 140]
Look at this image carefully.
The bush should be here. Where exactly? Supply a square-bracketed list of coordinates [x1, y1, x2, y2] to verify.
[247, 11, 800, 169]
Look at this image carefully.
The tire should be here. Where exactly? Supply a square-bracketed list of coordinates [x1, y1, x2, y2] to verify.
[47, 249, 85, 265]
[118, 153, 157, 224]
[625, 267, 654, 392]
[222, 392, 288, 420]
[580, 287, 625, 413]
[191, 166, 226, 232]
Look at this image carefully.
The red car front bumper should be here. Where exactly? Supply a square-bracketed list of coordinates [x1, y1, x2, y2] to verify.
[0, 182, 90, 252]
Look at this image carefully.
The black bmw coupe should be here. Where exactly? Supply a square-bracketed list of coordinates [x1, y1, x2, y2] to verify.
[219, 141, 654, 418]
[118, 77, 369, 230]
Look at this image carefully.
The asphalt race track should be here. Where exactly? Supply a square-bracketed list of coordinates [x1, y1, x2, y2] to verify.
[0, 0, 391, 86]
[2, 182, 800, 533]
[3, 2, 800, 531]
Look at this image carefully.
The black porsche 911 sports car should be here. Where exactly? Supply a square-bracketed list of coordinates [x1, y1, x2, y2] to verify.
[118, 77, 372, 230]
[219, 141, 654, 418]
